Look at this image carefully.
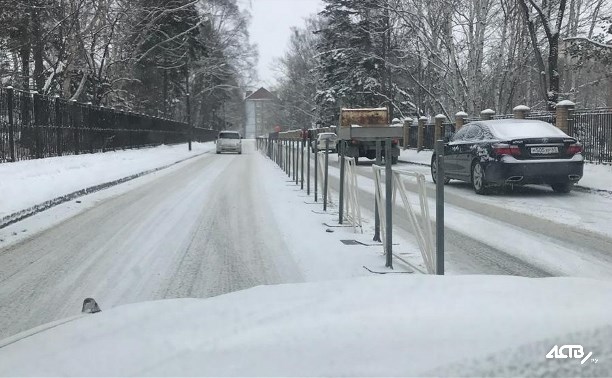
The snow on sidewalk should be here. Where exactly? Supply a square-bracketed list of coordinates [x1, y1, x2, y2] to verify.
[399, 148, 612, 191]
[254, 151, 422, 280]
[0, 143, 214, 219]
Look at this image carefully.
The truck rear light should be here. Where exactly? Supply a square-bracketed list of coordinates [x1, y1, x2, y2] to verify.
[493, 143, 521, 157]
[566, 144, 582, 155]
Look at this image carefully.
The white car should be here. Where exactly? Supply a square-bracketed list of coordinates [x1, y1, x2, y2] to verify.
[216, 131, 242, 154]
[313, 132, 338, 152]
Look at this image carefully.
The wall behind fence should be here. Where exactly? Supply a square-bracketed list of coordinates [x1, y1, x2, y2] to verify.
[0, 86, 217, 163]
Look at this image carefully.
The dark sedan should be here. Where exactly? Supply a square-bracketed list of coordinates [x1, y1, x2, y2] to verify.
[431, 120, 584, 194]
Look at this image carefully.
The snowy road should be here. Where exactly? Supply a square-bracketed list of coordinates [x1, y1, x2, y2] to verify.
[0, 142, 301, 339]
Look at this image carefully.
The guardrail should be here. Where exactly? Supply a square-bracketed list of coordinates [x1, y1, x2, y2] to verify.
[372, 166, 435, 273]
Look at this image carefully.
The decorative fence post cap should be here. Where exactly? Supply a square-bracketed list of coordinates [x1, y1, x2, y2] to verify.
[556, 100, 575, 107]
[419, 116, 428, 121]
[404, 117, 413, 123]
[434, 114, 446, 120]
[513, 105, 530, 111]
[481, 108, 496, 115]
[455, 111, 468, 117]
[6, 86, 13, 89]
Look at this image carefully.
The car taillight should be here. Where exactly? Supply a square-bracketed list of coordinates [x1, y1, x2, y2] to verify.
[493, 143, 521, 156]
[567, 144, 582, 155]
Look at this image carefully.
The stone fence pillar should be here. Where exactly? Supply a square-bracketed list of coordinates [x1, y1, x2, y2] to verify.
[434, 114, 446, 142]
[480, 108, 495, 120]
[556, 100, 575, 134]
[513, 105, 530, 119]
[455, 111, 468, 131]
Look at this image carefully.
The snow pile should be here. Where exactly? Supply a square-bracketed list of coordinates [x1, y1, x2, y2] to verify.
[399, 148, 433, 165]
[0, 143, 213, 220]
[0, 275, 610, 376]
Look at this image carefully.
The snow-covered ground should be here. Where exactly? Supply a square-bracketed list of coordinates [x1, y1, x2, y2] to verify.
[0, 275, 610, 376]
[0, 142, 214, 221]
[1, 140, 612, 376]
[0, 141, 408, 340]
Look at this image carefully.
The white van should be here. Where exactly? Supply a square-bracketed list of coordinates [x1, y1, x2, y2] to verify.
[216, 131, 242, 154]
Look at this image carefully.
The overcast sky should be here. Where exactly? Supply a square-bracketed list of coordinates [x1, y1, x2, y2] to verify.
[239, 0, 323, 88]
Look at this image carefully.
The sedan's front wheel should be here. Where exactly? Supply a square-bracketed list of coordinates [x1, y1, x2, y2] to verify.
[471, 161, 488, 195]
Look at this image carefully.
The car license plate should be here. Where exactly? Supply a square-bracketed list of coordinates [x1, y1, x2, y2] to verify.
[531, 146, 558, 154]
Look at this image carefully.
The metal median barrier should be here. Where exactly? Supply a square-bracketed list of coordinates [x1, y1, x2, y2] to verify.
[373, 165, 435, 274]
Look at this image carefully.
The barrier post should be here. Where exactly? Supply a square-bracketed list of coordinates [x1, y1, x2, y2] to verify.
[301, 137, 305, 189]
[314, 140, 318, 202]
[323, 138, 330, 211]
[307, 136, 311, 195]
[294, 139, 298, 184]
[435, 140, 445, 275]
[385, 138, 393, 268]
[373, 140, 382, 242]
[338, 141, 345, 224]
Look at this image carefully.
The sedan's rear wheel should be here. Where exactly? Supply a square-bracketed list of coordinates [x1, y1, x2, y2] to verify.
[471, 161, 488, 195]
[551, 183, 573, 193]
[431, 155, 450, 184]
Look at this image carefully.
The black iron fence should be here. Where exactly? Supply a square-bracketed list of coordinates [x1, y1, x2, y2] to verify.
[406, 122, 455, 150]
[571, 109, 612, 164]
[0, 86, 217, 163]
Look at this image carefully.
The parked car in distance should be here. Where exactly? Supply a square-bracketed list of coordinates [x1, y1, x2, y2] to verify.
[313, 132, 338, 153]
[216, 131, 242, 154]
[431, 120, 584, 194]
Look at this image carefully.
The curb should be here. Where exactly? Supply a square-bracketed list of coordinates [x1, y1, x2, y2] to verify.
[0, 151, 210, 230]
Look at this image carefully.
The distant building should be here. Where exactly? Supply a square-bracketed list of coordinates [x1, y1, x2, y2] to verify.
[244, 87, 277, 138]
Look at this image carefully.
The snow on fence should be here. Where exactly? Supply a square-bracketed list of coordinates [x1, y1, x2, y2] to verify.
[372, 165, 435, 274]
[0, 86, 217, 163]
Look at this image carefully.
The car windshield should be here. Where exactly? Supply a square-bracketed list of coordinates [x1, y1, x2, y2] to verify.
[219, 132, 240, 139]
[1, 0, 611, 376]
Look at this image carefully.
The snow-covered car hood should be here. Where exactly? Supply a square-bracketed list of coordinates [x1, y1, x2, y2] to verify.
[0, 275, 610, 376]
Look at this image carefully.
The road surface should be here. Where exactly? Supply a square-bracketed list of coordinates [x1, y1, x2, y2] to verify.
[0, 142, 301, 339]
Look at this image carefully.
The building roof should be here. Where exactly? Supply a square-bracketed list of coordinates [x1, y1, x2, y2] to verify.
[245, 87, 276, 101]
